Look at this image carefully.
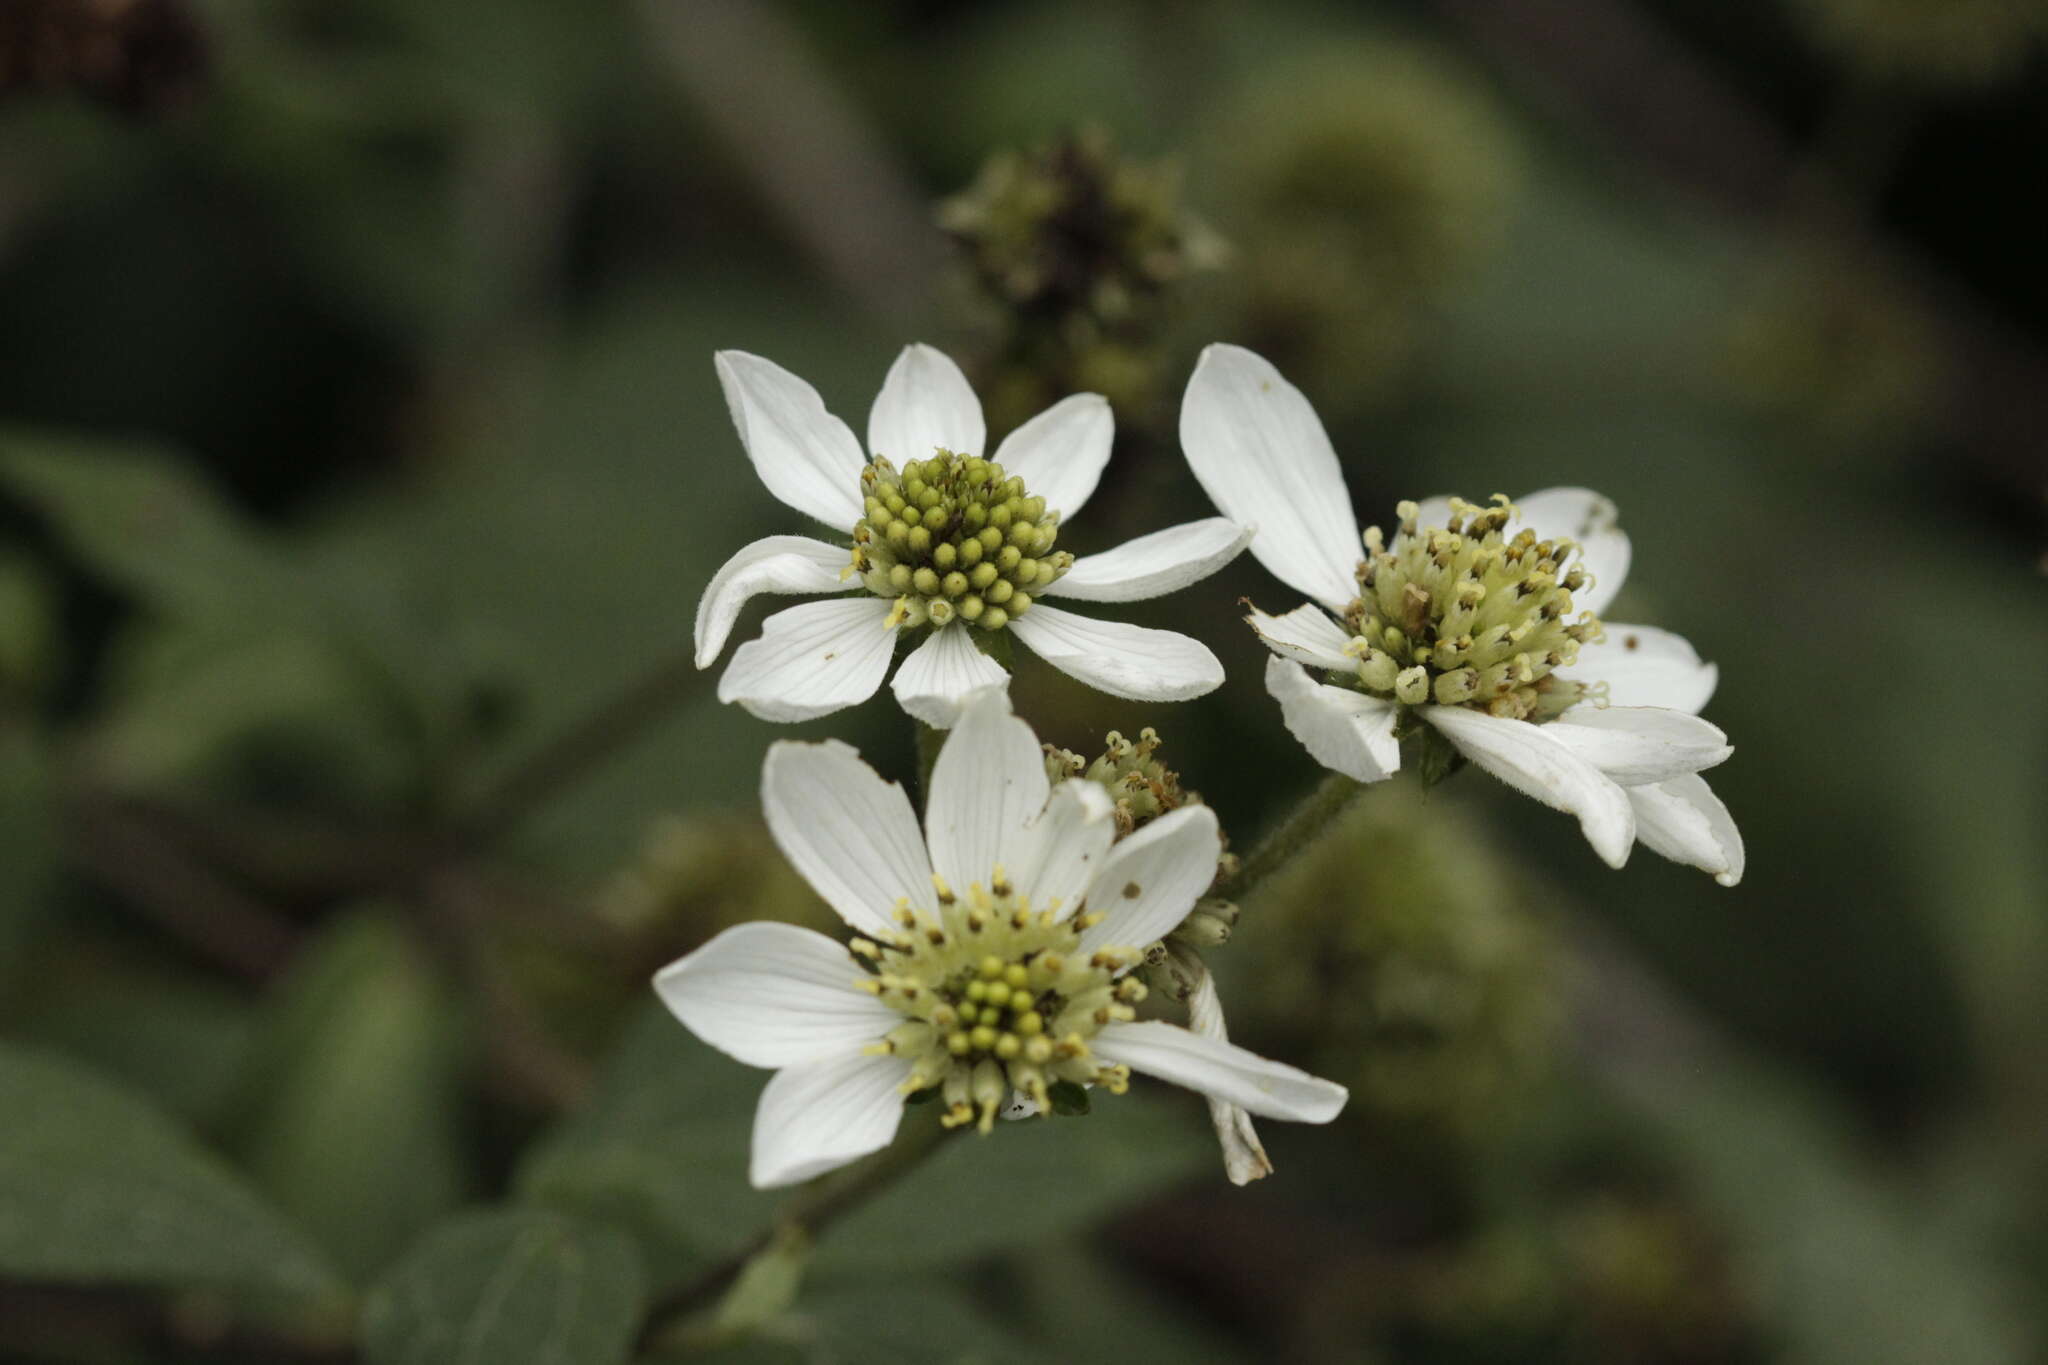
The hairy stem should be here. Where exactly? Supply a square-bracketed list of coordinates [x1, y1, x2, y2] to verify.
[1213, 773, 1364, 904]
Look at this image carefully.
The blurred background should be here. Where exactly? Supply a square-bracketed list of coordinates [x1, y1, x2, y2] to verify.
[1, 0, 2045, 1361]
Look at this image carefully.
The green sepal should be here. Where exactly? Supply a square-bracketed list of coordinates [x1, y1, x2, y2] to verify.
[1416, 723, 1465, 789]
[1047, 1081, 1091, 1116]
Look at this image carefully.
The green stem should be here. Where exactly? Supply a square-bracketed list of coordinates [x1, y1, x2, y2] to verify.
[638, 1116, 957, 1349]
[1213, 773, 1364, 904]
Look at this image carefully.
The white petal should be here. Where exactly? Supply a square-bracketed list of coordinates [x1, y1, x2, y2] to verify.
[1264, 656, 1400, 783]
[867, 343, 984, 462]
[1558, 623, 1718, 715]
[653, 923, 894, 1069]
[1093, 1020, 1347, 1123]
[749, 1051, 911, 1188]
[889, 624, 1009, 729]
[1005, 780, 1117, 918]
[1007, 605, 1223, 702]
[1041, 518, 1252, 603]
[714, 351, 866, 529]
[924, 687, 1049, 896]
[761, 738, 933, 936]
[1544, 706, 1733, 786]
[1182, 953, 1272, 1185]
[1247, 602, 1357, 672]
[1422, 705, 1636, 869]
[718, 597, 896, 723]
[694, 535, 850, 668]
[989, 392, 1113, 520]
[1080, 805, 1221, 953]
[1516, 486, 1631, 615]
[1178, 344, 1361, 611]
[1629, 773, 1745, 886]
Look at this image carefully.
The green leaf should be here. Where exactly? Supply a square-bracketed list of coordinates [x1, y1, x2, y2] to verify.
[0, 726, 53, 983]
[813, 1093, 1211, 1276]
[235, 911, 468, 1282]
[521, 1007, 1215, 1283]
[0, 431, 307, 623]
[360, 1207, 646, 1365]
[0, 1043, 340, 1298]
[516, 1004, 776, 1285]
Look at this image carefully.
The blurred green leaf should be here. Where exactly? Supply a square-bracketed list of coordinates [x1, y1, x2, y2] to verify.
[0, 1043, 340, 1298]
[516, 1003, 775, 1285]
[12, 961, 254, 1130]
[0, 726, 52, 983]
[359, 1206, 646, 1365]
[1619, 1063, 2029, 1365]
[0, 431, 308, 623]
[235, 911, 468, 1283]
[521, 1006, 1216, 1285]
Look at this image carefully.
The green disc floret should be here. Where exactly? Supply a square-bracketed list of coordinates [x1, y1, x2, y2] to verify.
[1343, 495, 1604, 721]
[851, 868, 1142, 1133]
[849, 451, 1075, 632]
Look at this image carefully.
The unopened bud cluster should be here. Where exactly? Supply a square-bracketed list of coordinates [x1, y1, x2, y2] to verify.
[1344, 496, 1602, 721]
[850, 451, 1073, 633]
[1044, 727, 1190, 837]
[853, 868, 1141, 1133]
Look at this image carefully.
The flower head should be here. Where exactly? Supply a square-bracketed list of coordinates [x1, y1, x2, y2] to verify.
[651, 688, 1347, 1188]
[697, 344, 1251, 726]
[1180, 344, 1743, 884]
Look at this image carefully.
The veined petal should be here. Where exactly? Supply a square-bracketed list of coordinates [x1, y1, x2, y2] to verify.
[1080, 805, 1221, 954]
[1422, 705, 1636, 868]
[714, 351, 866, 529]
[1546, 706, 1732, 786]
[1041, 518, 1251, 603]
[1005, 780, 1117, 919]
[1247, 602, 1357, 672]
[694, 535, 849, 668]
[1178, 344, 1361, 611]
[1559, 623, 1718, 715]
[1094, 1020, 1348, 1123]
[1183, 953, 1272, 1185]
[989, 392, 1113, 521]
[1629, 773, 1745, 886]
[924, 688, 1050, 897]
[762, 738, 933, 937]
[890, 624, 1008, 729]
[1516, 487, 1631, 615]
[1264, 656, 1400, 783]
[1008, 605, 1223, 702]
[653, 922, 894, 1070]
[718, 597, 896, 723]
[749, 1051, 911, 1188]
[867, 343, 985, 462]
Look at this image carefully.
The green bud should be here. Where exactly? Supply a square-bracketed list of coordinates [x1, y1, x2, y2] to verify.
[942, 571, 969, 598]
[934, 542, 957, 570]
[913, 567, 941, 596]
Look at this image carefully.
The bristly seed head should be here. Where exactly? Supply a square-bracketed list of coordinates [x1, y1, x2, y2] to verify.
[861, 869, 1138, 1133]
[848, 450, 1075, 633]
[1344, 495, 1604, 722]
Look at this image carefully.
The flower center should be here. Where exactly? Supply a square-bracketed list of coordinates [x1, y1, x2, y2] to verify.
[1343, 496, 1604, 721]
[849, 451, 1074, 632]
[852, 867, 1140, 1133]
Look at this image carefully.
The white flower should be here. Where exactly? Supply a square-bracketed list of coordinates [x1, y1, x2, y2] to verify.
[1180, 344, 1743, 884]
[652, 688, 1348, 1188]
[697, 344, 1251, 727]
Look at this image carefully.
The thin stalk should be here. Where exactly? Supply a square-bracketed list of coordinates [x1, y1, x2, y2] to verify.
[637, 1116, 957, 1349]
[1212, 773, 1364, 904]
